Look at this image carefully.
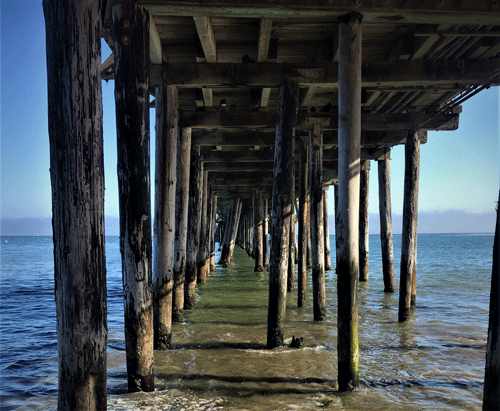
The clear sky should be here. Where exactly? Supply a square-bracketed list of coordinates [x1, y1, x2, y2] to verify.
[1, 1, 499, 235]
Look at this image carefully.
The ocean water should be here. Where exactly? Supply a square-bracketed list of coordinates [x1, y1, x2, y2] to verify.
[0, 233, 494, 410]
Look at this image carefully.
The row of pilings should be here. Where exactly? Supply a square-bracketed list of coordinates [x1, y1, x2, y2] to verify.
[43, 1, 499, 410]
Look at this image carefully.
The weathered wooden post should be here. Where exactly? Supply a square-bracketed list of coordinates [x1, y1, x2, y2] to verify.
[288, 192, 296, 292]
[113, 2, 154, 392]
[337, 12, 362, 391]
[263, 197, 269, 268]
[225, 199, 242, 266]
[323, 186, 332, 271]
[173, 127, 191, 322]
[254, 190, 265, 272]
[185, 144, 203, 309]
[198, 171, 210, 283]
[267, 80, 299, 348]
[219, 201, 234, 265]
[483, 190, 500, 411]
[44, 0, 107, 407]
[359, 160, 370, 281]
[398, 130, 421, 322]
[297, 139, 309, 307]
[210, 194, 218, 271]
[377, 154, 395, 292]
[153, 84, 178, 349]
[310, 124, 326, 321]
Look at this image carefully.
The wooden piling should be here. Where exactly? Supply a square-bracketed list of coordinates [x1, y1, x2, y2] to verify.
[323, 186, 332, 271]
[219, 201, 234, 265]
[209, 192, 217, 272]
[113, 2, 154, 391]
[288, 189, 296, 292]
[483, 190, 500, 411]
[185, 144, 203, 309]
[263, 197, 269, 268]
[198, 171, 210, 283]
[359, 160, 370, 282]
[398, 130, 421, 322]
[337, 12, 362, 391]
[377, 155, 395, 292]
[153, 84, 178, 349]
[254, 190, 265, 272]
[297, 139, 309, 307]
[310, 125, 326, 321]
[267, 80, 299, 348]
[44, 0, 107, 407]
[227, 199, 242, 265]
[173, 127, 191, 322]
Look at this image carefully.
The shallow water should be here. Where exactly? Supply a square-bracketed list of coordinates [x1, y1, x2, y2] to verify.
[0, 234, 493, 410]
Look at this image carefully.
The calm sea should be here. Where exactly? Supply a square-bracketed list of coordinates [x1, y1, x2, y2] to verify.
[0, 234, 494, 410]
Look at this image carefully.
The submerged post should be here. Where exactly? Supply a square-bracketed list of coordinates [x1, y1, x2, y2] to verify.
[44, 0, 107, 408]
[114, 2, 154, 392]
[198, 171, 210, 283]
[359, 160, 370, 281]
[267, 80, 299, 348]
[483, 190, 500, 411]
[297, 139, 309, 307]
[337, 12, 362, 391]
[173, 127, 191, 321]
[310, 124, 326, 321]
[398, 130, 421, 322]
[153, 84, 178, 348]
[185, 144, 203, 309]
[323, 186, 332, 271]
[377, 154, 395, 292]
[254, 190, 264, 272]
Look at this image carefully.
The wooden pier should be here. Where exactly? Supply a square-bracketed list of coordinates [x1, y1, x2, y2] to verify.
[43, 0, 500, 408]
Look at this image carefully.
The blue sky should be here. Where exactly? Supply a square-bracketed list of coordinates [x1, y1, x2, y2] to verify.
[1, 1, 499, 235]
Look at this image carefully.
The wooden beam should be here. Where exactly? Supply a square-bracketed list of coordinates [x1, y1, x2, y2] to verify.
[145, 1, 500, 25]
[258, 18, 273, 62]
[182, 110, 460, 131]
[149, 15, 162, 64]
[193, 16, 217, 62]
[160, 59, 500, 88]
[258, 18, 273, 108]
[201, 87, 213, 107]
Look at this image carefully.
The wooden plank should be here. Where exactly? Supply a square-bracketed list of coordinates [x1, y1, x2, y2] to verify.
[113, 2, 154, 393]
[193, 16, 217, 62]
[44, 0, 107, 407]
